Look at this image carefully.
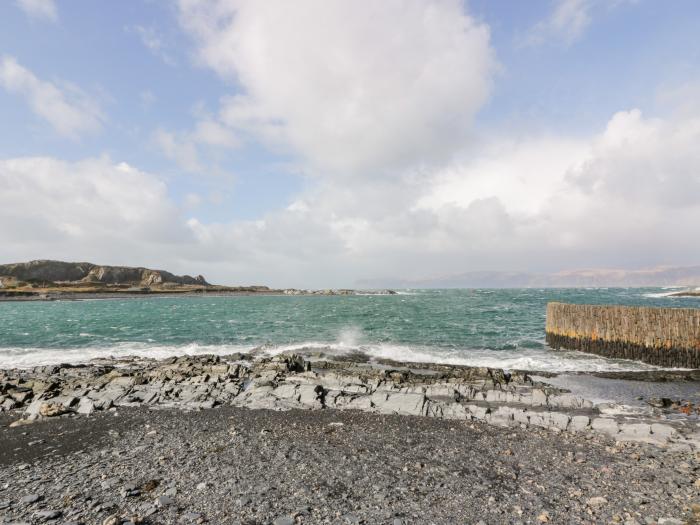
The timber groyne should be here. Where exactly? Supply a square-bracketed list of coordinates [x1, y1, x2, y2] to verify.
[545, 302, 700, 368]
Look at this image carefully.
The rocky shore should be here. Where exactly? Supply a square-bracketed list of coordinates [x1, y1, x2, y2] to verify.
[1, 352, 699, 523]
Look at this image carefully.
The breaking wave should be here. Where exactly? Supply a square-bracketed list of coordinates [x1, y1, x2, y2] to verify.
[0, 339, 664, 372]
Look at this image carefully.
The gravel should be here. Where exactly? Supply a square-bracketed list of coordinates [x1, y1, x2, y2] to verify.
[0, 405, 698, 524]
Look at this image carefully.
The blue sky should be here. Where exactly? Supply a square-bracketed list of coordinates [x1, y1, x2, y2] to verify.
[1, 0, 700, 287]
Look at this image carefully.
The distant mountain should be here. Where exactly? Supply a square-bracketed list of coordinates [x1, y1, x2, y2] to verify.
[358, 266, 700, 289]
[0, 260, 208, 287]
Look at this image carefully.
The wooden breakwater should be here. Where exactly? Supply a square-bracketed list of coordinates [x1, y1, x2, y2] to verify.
[545, 302, 700, 368]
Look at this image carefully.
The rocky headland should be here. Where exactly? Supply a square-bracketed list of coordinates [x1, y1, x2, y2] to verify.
[0, 260, 396, 300]
[1, 352, 699, 523]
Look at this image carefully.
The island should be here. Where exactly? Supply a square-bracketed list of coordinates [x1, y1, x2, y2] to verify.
[0, 260, 396, 300]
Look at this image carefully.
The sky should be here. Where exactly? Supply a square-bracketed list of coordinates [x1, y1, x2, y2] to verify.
[1, 0, 699, 287]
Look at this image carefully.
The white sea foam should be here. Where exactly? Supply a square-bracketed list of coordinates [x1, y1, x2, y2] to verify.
[0, 339, 670, 372]
[642, 290, 680, 298]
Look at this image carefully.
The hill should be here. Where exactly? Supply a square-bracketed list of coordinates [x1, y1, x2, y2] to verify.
[0, 260, 208, 288]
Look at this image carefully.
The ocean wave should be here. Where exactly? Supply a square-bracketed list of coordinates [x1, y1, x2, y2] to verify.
[642, 291, 679, 298]
[0, 339, 667, 373]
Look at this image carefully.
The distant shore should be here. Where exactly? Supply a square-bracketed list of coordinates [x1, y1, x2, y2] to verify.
[0, 287, 398, 302]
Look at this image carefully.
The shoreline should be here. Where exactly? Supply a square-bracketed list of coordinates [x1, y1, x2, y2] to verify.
[2, 352, 698, 444]
[0, 289, 398, 302]
[1, 352, 699, 522]
[1, 404, 697, 524]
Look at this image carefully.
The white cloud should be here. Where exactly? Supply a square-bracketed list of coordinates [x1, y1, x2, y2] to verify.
[529, 0, 592, 46]
[180, 107, 700, 285]
[525, 0, 637, 46]
[2, 104, 699, 289]
[128, 25, 177, 66]
[152, 128, 202, 172]
[192, 119, 239, 148]
[16, 0, 57, 22]
[0, 157, 194, 268]
[179, 0, 496, 175]
[0, 55, 103, 139]
[151, 118, 239, 172]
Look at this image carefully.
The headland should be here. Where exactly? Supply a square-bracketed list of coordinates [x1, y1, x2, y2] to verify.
[0, 260, 396, 301]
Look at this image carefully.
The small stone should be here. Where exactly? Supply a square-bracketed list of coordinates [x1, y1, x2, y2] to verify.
[77, 398, 95, 415]
[587, 496, 608, 508]
[272, 517, 294, 525]
[537, 511, 550, 522]
[142, 505, 158, 517]
[141, 479, 160, 492]
[156, 495, 175, 507]
[9, 418, 35, 427]
[0, 500, 10, 509]
[196, 482, 207, 490]
[182, 512, 203, 521]
[39, 402, 69, 417]
[237, 496, 252, 506]
[20, 494, 41, 504]
[35, 510, 62, 520]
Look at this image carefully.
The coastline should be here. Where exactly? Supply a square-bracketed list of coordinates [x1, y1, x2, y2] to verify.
[0, 288, 398, 302]
[2, 405, 697, 524]
[1, 352, 699, 522]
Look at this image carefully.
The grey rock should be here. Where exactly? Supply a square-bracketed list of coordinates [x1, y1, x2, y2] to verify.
[34, 510, 62, 520]
[20, 493, 41, 504]
[272, 516, 295, 525]
[156, 495, 175, 507]
[76, 397, 95, 415]
[591, 417, 619, 437]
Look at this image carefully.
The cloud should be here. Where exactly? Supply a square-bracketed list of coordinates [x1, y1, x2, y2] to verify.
[151, 118, 239, 172]
[182, 107, 700, 285]
[0, 55, 103, 139]
[525, 0, 638, 47]
[178, 0, 496, 175]
[152, 128, 202, 172]
[2, 104, 699, 288]
[128, 25, 177, 66]
[0, 156, 193, 268]
[192, 119, 239, 148]
[526, 0, 592, 46]
[16, 0, 57, 22]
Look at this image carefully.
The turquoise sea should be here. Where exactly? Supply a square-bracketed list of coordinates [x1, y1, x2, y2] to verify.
[1, 288, 699, 371]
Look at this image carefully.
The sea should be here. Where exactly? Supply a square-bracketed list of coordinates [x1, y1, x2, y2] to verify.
[1, 288, 699, 372]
